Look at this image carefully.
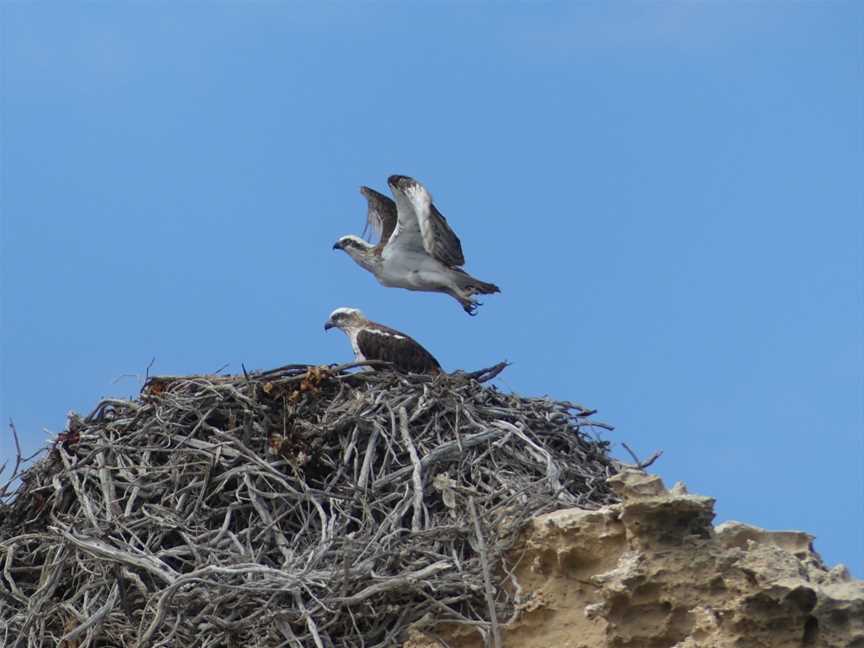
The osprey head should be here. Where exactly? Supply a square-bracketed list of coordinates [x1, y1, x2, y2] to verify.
[333, 235, 372, 252]
[333, 234, 372, 254]
[333, 235, 378, 272]
[324, 307, 366, 331]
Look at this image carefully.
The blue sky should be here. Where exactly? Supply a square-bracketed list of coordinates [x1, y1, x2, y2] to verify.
[1, 3, 861, 574]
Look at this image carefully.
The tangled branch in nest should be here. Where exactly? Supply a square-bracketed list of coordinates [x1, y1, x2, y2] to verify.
[0, 363, 618, 648]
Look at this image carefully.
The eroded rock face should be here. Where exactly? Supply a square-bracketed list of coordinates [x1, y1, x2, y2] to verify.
[405, 470, 863, 648]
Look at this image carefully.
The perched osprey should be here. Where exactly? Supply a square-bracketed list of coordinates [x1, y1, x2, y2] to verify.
[333, 175, 500, 315]
[323, 307, 441, 374]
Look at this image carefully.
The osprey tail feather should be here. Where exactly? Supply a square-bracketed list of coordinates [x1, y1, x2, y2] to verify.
[446, 269, 501, 315]
[466, 278, 501, 295]
[452, 269, 500, 296]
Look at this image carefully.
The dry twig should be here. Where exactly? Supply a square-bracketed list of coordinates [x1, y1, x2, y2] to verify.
[620, 442, 664, 470]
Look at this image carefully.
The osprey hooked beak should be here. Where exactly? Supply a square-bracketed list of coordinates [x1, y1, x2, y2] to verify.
[323, 318, 335, 331]
[332, 240, 343, 250]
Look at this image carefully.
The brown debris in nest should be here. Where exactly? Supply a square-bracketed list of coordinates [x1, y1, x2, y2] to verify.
[0, 362, 617, 648]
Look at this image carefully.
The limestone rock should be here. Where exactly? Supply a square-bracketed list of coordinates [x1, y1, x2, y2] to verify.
[404, 469, 864, 648]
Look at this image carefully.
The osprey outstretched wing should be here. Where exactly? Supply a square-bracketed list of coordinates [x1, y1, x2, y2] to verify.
[359, 186, 397, 253]
[334, 175, 499, 315]
[387, 174, 465, 268]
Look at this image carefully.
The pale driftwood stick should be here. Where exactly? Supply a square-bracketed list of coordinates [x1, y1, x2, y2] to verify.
[0, 420, 24, 499]
[331, 560, 451, 606]
[59, 582, 119, 643]
[139, 564, 309, 646]
[276, 618, 306, 648]
[54, 528, 178, 585]
[621, 442, 664, 470]
[468, 497, 501, 648]
[56, 448, 100, 530]
[2, 542, 25, 602]
[460, 361, 510, 383]
[244, 473, 293, 565]
[373, 429, 507, 489]
[23, 544, 68, 628]
[357, 425, 380, 490]
[494, 421, 563, 494]
[399, 407, 424, 533]
[295, 591, 325, 648]
[96, 449, 117, 522]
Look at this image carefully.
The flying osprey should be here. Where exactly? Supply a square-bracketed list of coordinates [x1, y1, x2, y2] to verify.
[333, 175, 500, 315]
[324, 307, 441, 374]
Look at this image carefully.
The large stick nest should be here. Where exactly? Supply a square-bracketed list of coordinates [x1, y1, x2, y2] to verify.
[0, 362, 618, 648]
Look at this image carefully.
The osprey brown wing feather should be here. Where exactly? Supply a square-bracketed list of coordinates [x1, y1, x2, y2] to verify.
[357, 326, 441, 374]
[360, 186, 397, 250]
[425, 203, 465, 267]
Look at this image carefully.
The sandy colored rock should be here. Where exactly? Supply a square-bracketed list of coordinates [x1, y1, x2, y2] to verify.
[404, 469, 864, 648]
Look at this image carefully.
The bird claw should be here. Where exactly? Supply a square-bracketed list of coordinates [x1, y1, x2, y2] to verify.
[463, 301, 481, 316]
